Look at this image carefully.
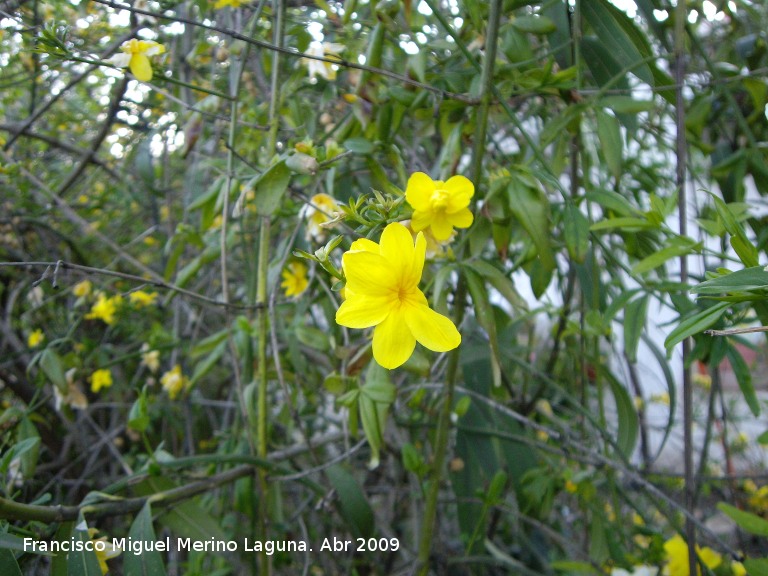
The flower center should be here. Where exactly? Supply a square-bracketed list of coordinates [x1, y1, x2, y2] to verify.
[429, 188, 449, 210]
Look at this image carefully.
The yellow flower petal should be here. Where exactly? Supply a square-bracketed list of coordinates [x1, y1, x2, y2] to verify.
[404, 172, 435, 212]
[444, 175, 475, 213]
[430, 213, 455, 241]
[343, 251, 395, 296]
[130, 53, 153, 81]
[448, 207, 474, 228]
[373, 308, 416, 369]
[336, 295, 391, 328]
[349, 238, 380, 253]
[410, 209, 433, 233]
[404, 302, 461, 352]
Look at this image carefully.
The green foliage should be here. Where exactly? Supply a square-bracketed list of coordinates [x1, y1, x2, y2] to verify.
[3, 0, 768, 574]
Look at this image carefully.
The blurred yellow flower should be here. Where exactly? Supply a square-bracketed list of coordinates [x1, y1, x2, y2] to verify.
[161, 365, 189, 399]
[731, 561, 746, 576]
[86, 292, 123, 325]
[214, 0, 244, 7]
[73, 279, 92, 298]
[88, 528, 121, 574]
[90, 369, 113, 393]
[300, 193, 340, 241]
[663, 534, 721, 576]
[140, 343, 160, 373]
[281, 262, 309, 298]
[564, 480, 577, 493]
[405, 172, 474, 241]
[335, 222, 460, 369]
[27, 329, 44, 348]
[109, 39, 166, 82]
[128, 290, 158, 307]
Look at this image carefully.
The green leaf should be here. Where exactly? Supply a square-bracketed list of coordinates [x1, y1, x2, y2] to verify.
[250, 160, 291, 216]
[0, 549, 22, 576]
[582, 0, 653, 85]
[600, 96, 655, 114]
[596, 110, 623, 180]
[463, 260, 527, 310]
[726, 344, 760, 416]
[587, 189, 638, 216]
[39, 348, 67, 391]
[125, 503, 168, 576]
[551, 560, 601, 575]
[190, 340, 227, 385]
[359, 363, 395, 468]
[464, 268, 502, 388]
[325, 465, 374, 539]
[563, 202, 590, 264]
[717, 502, 768, 536]
[51, 522, 73, 576]
[623, 295, 648, 364]
[590, 217, 656, 231]
[605, 370, 638, 458]
[507, 179, 555, 274]
[0, 532, 45, 554]
[343, 137, 375, 155]
[511, 15, 557, 35]
[664, 302, 730, 354]
[128, 392, 150, 433]
[744, 559, 768, 576]
[693, 266, 768, 295]
[631, 240, 701, 275]
[67, 515, 103, 576]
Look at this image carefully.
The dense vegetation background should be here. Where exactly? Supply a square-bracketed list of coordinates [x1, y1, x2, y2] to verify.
[2, 0, 768, 574]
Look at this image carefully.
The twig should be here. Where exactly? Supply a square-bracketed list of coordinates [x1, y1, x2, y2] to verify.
[704, 326, 768, 336]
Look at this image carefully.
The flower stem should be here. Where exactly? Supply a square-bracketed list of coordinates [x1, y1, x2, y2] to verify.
[415, 1, 503, 573]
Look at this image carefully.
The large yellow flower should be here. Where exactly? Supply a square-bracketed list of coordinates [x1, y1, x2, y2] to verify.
[336, 222, 461, 369]
[109, 39, 165, 82]
[405, 172, 474, 241]
[663, 534, 722, 576]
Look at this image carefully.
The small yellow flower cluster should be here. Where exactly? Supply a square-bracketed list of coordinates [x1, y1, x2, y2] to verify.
[128, 290, 158, 308]
[73, 279, 93, 298]
[27, 329, 44, 348]
[160, 365, 189, 399]
[281, 262, 309, 298]
[90, 369, 113, 393]
[663, 534, 721, 576]
[745, 480, 768, 515]
[141, 343, 160, 373]
[85, 292, 123, 325]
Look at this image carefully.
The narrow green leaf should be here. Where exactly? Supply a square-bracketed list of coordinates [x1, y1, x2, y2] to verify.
[582, 0, 653, 85]
[0, 549, 22, 576]
[464, 268, 502, 388]
[67, 515, 103, 576]
[250, 160, 291, 216]
[596, 110, 623, 180]
[39, 348, 67, 391]
[125, 503, 168, 576]
[605, 371, 639, 458]
[51, 522, 73, 576]
[463, 260, 527, 310]
[600, 96, 655, 114]
[590, 217, 655, 231]
[726, 344, 760, 416]
[511, 15, 557, 35]
[507, 180, 556, 274]
[623, 296, 648, 363]
[664, 302, 730, 354]
[325, 465, 374, 539]
[587, 189, 637, 216]
[693, 266, 768, 295]
[717, 502, 768, 536]
[563, 202, 590, 264]
[631, 241, 701, 275]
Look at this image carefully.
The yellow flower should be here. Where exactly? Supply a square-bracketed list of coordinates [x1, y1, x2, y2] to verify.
[300, 193, 340, 241]
[663, 534, 722, 576]
[90, 369, 113, 393]
[128, 290, 158, 307]
[88, 528, 121, 575]
[73, 279, 92, 298]
[731, 561, 746, 576]
[109, 39, 166, 82]
[140, 343, 160, 373]
[650, 392, 670, 406]
[85, 292, 123, 325]
[281, 262, 309, 297]
[161, 365, 189, 399]
[27, 329, 44, 348]
[213, 0, 244, 7]
[303, 41, 345, 81]
[564, 480, 577, 494]
[405, 172, 474, 241]
[335, 222, 461, 369]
